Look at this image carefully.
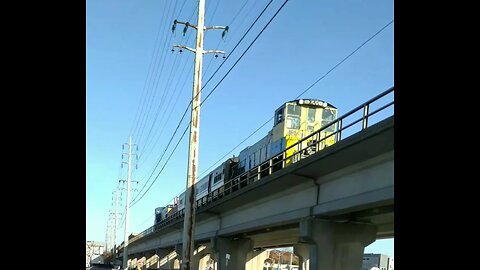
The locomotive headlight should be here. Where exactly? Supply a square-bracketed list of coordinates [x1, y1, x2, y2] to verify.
[299, 99, 304, 105]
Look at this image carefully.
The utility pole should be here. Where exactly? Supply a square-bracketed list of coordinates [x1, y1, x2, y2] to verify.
[113, 188, 119, 261]
[171, 1, 228, 269]
[121, 136, 137, 270]
[105, 222, 110, 253]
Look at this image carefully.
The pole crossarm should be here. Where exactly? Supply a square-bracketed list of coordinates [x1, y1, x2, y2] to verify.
[203, 50, 225, 55]
[173, 44, 196, 53]
[174, 20, 198, 30]
[173, 19, 228, 38]
[204, 25, 228, 31]
[173, 45, 225, 55]
[173, 20, 228, 31]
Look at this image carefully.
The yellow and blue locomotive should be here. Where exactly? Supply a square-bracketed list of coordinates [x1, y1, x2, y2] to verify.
[235, 98, 337, 174]
[154, 98, 337, 225]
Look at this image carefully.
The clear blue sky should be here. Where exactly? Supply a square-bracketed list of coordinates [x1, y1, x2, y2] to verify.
[87, 0, 394, 257]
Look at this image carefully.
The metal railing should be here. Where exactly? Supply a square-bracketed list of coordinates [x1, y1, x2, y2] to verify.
[118, 86, 394, 251]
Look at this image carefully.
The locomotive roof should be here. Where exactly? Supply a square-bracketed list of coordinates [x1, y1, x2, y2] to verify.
[282, 99, 337, 109]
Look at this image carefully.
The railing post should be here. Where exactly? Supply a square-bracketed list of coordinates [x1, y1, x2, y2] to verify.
[257, 165, 261, 181]
[269, 159, 273, 175]
[363, 104, 369, 129]
[336, 119, 342, 142]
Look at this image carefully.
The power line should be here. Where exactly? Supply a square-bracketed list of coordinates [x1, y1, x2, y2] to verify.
[135, 0, 185, 146]
[198, 0, 290, 108]
[228, 0, 251, 26]
[130, 101, 191, 204]
[130, 122, 190, 207]
[132, 0, 176, 139]
[138, 32, 196, 157]
[199, 117, 273, 177]
[128, 0, 283, 205]
[138, 62, 193, 165]
[123, 12, 394, 239]
[294, 19, 394, 99]
[198, 18, 394, 178]
[201, 0, 276, 91]
[129, 2, 170, 137]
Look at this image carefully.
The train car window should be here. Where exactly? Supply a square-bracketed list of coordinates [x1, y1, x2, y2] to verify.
[286, 117, 300, 129]
[214, 173, 222, 184]
[322, 108, 337, 132]
[287, 104, 301, 117]
[308, 108, 316, 123]
[275, 107, 285, 126]
[196, 182, 207, 193]
[286, 104, 301, 129]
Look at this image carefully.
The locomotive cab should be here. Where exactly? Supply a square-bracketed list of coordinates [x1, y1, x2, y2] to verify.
[271, 99, 337, 165]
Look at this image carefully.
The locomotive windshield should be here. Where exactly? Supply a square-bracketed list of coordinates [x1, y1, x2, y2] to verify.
[322, 108, 337, 131]
[308, 108, 316, 123]
[286, 104, 301, 129]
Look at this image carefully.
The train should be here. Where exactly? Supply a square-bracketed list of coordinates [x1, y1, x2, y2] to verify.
[154, 98, 338, 226]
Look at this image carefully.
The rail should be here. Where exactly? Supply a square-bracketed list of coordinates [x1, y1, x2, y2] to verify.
[117, 86, 394, 251]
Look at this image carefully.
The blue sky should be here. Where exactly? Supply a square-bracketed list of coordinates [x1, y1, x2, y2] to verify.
[87, 0, 394, 257]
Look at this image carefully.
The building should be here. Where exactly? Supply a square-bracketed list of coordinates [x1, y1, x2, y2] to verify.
[86, 241, 105, 267]
[362, 253, 394, 270]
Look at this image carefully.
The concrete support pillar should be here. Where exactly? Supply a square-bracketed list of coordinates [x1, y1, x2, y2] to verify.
[245, 248, 269, 270]
[198, 254, 212, 270]
[145, 249, 166, 269]
[175, 244, 183, 262]
[191, 246, 208, 270]
[212, 237, 253, 270]
[155, 248, 178, 270]
[145, 253, 159, 269]
[294, 243, 312, 270]
[173, 244, 183, 270]
[192, 248, 212, 270]
[129, 257, 137, 269]
[296, 218, 377, 270]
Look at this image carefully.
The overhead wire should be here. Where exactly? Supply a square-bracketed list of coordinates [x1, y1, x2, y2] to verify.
[135, 0, 192, 149]
[138, 30, 195, 160]
[117, 2, 394, 237]
[133, 31, 196, 190]
[137, 2, 184, 148]
[132, 0, 176, 140]
[198, 19, 394, 178]
[129, 0, 285, 207]
[135, 0, 196, 155]
[198, 0, 289, 108]
[130, 123, 190, 207]
[129, 0, 280, 206]
[201, 0, 276, 91]
[129, 1, 171, 138]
